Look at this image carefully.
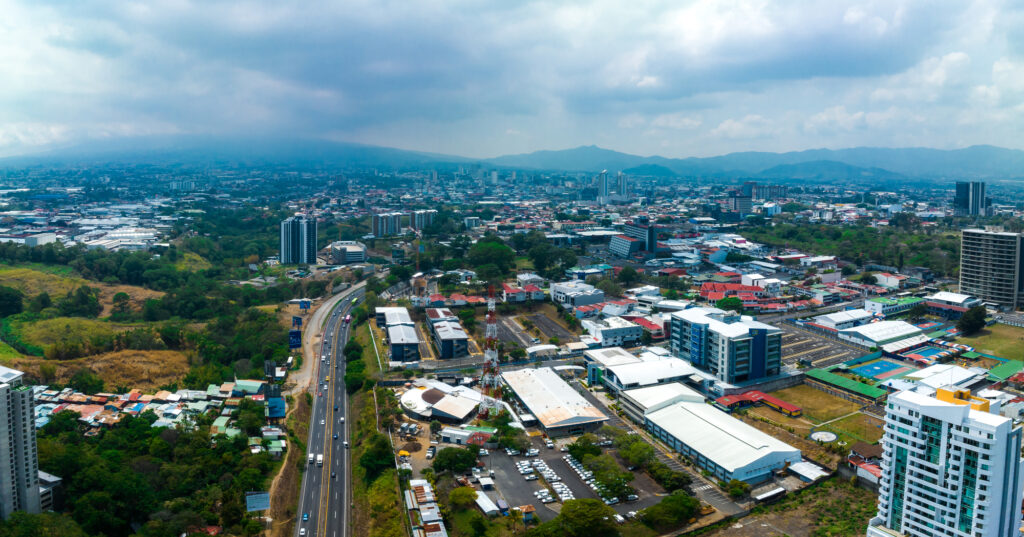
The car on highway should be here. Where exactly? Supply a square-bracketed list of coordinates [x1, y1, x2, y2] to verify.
[302, 513, 309, 521]
[331, 471, 336, 479]
[320, 419, 325, 425]
[334, 405, 338, 411]
[333, 433, 338, 440]
[343, 441, 349, 448]
[299, 528, 306, 536]
[339, 417, 345, 423]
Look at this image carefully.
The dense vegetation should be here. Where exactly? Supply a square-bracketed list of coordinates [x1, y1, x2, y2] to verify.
[744, 222, 961, 275]
[36, 408, 273, 537]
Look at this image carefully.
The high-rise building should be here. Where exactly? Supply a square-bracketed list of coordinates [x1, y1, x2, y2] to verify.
[623, 215, 657, 251]
[867, 388, 1024, 537]
[959, 228, 1024, 310]
[954, 181, 988, 216]
[669, 307, 782, 383]
[597, 170, 610, 201]
[730, 193, 753, 215]
[0, 366, 41, 519]
[371, 212, 404, 237]
[279, 215, 318, 265]
[412, 210, 437, 231]
[616, 171, 629, 197]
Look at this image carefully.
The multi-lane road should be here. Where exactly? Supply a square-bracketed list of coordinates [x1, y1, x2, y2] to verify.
[296, 287, 364, 537]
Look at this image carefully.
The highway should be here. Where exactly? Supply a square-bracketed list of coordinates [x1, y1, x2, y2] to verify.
[296, 286, 364, 537]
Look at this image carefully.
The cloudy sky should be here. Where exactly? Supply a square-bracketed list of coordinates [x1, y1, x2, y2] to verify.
[1, 0, 1022, 158]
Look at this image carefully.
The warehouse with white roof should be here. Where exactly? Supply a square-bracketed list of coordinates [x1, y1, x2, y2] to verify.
[501, 367, 608, 436]
[645, 400, 801, 484]
[619, 382, 705, 422]
[603, 358, 699, 396]
[838, 320, 923, 348]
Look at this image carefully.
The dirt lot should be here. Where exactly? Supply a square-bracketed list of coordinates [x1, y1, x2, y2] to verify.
[7, 349, 191, 390]
[739, 414, 841, 468]
[824, 413, 884, 444]
[701, 478, 876, 537]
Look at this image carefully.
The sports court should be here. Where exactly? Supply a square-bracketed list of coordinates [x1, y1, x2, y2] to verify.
[915, 321, 940, 330]
[851, 359, 916, 381]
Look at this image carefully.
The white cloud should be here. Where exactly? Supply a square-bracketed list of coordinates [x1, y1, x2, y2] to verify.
[711, 115, 772, 139]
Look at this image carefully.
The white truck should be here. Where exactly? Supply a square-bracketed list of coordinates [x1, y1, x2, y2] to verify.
[316, 454, 324, 466]
[308, 453, 315, 464]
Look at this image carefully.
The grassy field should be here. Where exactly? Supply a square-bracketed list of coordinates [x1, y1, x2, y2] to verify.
[826, 413, 884, 444]
[0, 266, 164, 316]
[12, 317, 143, 348]
[0, 341, 22, 363]
[959, 323, 1024, 360]
[6, 349, 190, 391]
[770, 384, 860, 423]
[174, 252, 213, 271]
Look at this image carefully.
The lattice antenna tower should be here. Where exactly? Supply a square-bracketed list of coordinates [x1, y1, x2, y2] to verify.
[480, 285, 502, 400]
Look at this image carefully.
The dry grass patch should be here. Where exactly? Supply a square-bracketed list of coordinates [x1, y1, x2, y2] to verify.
[8, 349, 190, 391]
[959, 323, 1024, 361]
[770, 384, 860, 422]
[0, 266, 164, 316]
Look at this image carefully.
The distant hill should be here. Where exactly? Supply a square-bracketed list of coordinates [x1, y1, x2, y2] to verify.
[483, 144, 1024, 179]
[622, 163, 677, 177]
[754, 160, 906, 182]
[3, 135, 1022, 180]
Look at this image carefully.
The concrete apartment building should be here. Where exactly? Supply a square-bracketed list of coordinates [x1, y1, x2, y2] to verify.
[867, 388, 1024, 537]
[372, 212, 404, 237]
[0, 366, 41, 519]
[411, 209, 438, 230]
[581, 316, 643, 347]
[375, 307, 420, 362]
[669, 307, 782, 384]
[279, 214, 317, 264]
[959, 228, 1024, 310]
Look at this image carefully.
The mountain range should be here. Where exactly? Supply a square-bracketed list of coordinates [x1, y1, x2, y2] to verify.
[2, 136, 1023, 180]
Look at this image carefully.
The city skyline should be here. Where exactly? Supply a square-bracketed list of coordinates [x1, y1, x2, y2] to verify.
[0, 2, 1022, 159]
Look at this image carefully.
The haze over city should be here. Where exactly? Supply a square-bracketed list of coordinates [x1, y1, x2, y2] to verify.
[2, 1, 1024, 159]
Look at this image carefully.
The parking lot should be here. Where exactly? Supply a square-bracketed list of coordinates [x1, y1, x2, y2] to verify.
[483, 437, 662, 519]
[779, 323, 860, 369]
[527, 313, 578, 343]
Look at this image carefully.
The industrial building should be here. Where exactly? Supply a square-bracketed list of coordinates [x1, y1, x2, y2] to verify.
[602, 358, 701, 397]
[959, 227, 1024, 310]
[0, 366, 41, 519]
[868, 388, 1024, 537]
[501, 368, 607, 437]
[279, 214, 317, 265]
[645, 398, 800, 484]
[398, 380, 481, 423]
[328, 241, 367, 264]
[811, 309, 874, 330]
[864, 296, 924, 317]
[375, 307, 420, 362]
[669, 307, 783, 384]
[424, 308, 469, 359]
[836, 320, 922, 348]
[618, 383, 705, 423]
[922, 291, 983, 319]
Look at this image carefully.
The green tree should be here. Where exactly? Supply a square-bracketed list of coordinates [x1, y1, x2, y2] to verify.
[27, 291, 52, 314]
[640, 491, 700, 531]
[620, 440, 655, 468]
[555, 499, 618, 537]
[359, 433, 394, 481]
[860, 273, 878, 285]
[468, 239, 515, 273]
[448, 486, 478, 510]
[0, 285, 24, 318]
[430, 420, 442, 434]
[715, 296, 743, 313]
[0, 511, 88, 537]
[432, 446, 478, 474]
[617, 266, 639, 285]
[68, 369, 103, 394]
[567, 433, 601, 462]
[596, 279, 622, 298]
[907, 302, 928, 320]
[957, 306, 987, 336]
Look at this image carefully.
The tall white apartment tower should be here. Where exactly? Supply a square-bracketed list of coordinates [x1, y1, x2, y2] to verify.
[0, 366, 40, 519]
[867, 388, 1024, 537]
[280, 214, 318, 264]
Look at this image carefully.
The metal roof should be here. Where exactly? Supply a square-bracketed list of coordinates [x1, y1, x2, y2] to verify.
[646, 400, 800, 473]
[501, 368, 607, 429]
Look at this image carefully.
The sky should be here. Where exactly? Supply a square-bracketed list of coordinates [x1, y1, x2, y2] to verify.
[1, 0, 1023, 159]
